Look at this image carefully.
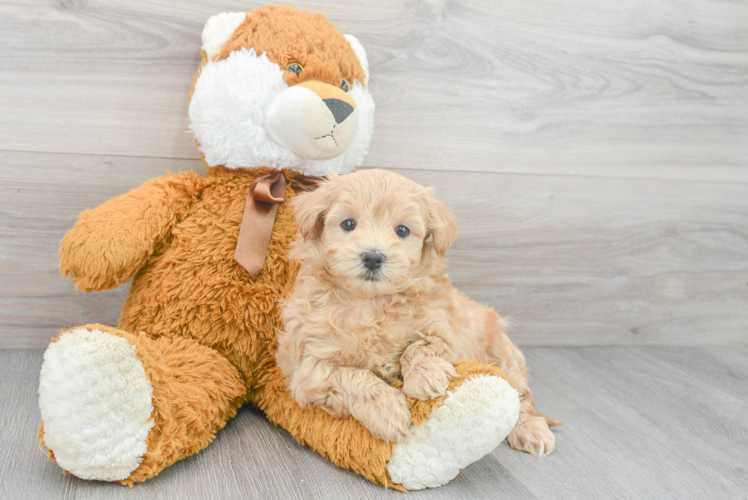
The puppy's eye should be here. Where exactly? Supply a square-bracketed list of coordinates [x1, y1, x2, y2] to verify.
[340, 79, 350, 92]
[395, 225, 410, 238]
[341, 219, 357, 231]
[286, 63, 303, 76]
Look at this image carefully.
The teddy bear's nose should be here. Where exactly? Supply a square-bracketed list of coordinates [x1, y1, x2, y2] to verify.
[323, 98, 354, 124]
[361, 250, 386, 271]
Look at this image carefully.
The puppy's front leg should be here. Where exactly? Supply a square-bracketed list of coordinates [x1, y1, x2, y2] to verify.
[401, 325, 458, 401]
[288, 360, 412, 443]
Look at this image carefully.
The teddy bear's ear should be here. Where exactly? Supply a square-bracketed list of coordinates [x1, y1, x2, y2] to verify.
[344, 34, 369, 87]
[291, 174, 340, 241]
[425, 189, 459, 257]
[202, 12, 247, 60]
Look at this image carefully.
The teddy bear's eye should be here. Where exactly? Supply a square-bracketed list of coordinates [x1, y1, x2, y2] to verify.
[286, 63, 303, 76]
[341, 219, 357, 231]
[395, 225, 410, 238]
[340, 79, 350, 93]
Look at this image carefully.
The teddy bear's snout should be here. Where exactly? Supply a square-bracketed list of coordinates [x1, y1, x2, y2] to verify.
[324, 98, 355, 124]
[264, 80, 359, 161]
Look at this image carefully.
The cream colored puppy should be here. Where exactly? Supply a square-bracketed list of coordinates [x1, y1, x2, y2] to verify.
[277, 169, 558, 453]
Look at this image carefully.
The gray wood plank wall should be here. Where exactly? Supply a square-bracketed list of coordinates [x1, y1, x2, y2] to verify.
[1, 0, 747, 348]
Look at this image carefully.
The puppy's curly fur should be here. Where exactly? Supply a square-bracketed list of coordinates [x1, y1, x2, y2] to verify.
[277, 169, 559, 451]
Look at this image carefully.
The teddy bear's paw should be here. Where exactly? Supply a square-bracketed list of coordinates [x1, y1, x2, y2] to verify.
[386, 374, 520, 490]
[507, 414, 556, 456]
[39, 328, 155, 481]
[401, 356, 457, 401]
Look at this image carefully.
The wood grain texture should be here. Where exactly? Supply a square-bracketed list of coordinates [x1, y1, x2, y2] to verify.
[2, 151, 747, 348]
[1, 0, 747, 347]
[2, 346, 746, 499]
[0, 0, 747, 181]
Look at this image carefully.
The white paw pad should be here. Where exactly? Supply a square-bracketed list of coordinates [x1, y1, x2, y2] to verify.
[39, 328, 154, 481]
[387, 375, 520, 490]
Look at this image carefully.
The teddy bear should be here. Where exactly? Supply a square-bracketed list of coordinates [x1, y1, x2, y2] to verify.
[37, 5, 521, 490]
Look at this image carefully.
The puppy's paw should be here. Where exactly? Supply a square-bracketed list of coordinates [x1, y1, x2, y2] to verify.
[402, 356, 457, 401]
[353, 386, 412, 443]
[507, 415, 556, 456]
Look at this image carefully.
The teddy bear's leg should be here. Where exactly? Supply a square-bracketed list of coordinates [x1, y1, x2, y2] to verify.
[38, 324, 245, 485]
[255, 359, 520, 491]
[386, 360, 521, 489]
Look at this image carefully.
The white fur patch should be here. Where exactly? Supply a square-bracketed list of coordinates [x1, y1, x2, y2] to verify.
[386, 375, 520, 490]
[344, 34, 369, 86]
[39, 328, 155, 481]
[202, 12, 246, 60]
[189, 48, 375, 176]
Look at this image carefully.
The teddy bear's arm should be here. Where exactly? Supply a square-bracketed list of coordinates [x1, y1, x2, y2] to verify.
[59, 172, 205, 292]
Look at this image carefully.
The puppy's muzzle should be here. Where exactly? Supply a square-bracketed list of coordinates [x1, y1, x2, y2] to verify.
[264, 80, 359, 161]
[361, 250, 386, 272]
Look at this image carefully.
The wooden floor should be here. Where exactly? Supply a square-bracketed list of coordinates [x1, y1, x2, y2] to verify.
[2, 346, 746, 499]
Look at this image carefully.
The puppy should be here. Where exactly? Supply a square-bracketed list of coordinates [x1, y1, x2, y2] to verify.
[276, 169, 559, 453]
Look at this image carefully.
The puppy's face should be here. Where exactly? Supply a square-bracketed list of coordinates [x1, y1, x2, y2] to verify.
[292, 169, 458, 296]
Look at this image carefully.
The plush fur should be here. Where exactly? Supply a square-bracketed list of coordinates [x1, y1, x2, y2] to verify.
[39, 328, 155, 481]
[278, 169, 560, 451]
[387, 373, 521, 489]
[38, 5, 525, 490]
[201, 12, 247, 60]
[189, 5, 374, 175]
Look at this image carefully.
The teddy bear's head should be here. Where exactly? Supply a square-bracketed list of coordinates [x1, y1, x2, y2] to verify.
[189, 5, 374, 177]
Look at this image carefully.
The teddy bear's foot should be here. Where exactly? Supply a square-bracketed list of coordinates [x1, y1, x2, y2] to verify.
[39, 324, 246, 484]
[39, 327, 155, 481]
[386, 373, 520, 490]
[256, 360, 520, 491]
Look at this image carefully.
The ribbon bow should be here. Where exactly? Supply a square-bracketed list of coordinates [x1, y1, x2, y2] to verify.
[234, 171, 321, 279]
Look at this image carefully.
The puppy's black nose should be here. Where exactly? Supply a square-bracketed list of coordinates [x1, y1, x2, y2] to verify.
[323, 98, 354, 124]
[361, 251, 385, 271]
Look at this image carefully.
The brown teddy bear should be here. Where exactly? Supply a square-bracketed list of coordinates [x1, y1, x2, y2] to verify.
[37, 5, 521, 490]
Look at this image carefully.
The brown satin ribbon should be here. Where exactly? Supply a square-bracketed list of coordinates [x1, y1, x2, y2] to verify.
[234, 171, 321, 279]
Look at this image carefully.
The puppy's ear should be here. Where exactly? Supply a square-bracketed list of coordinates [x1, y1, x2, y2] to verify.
[292, 174, 339, 241]
[425, 189, 459, 256]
